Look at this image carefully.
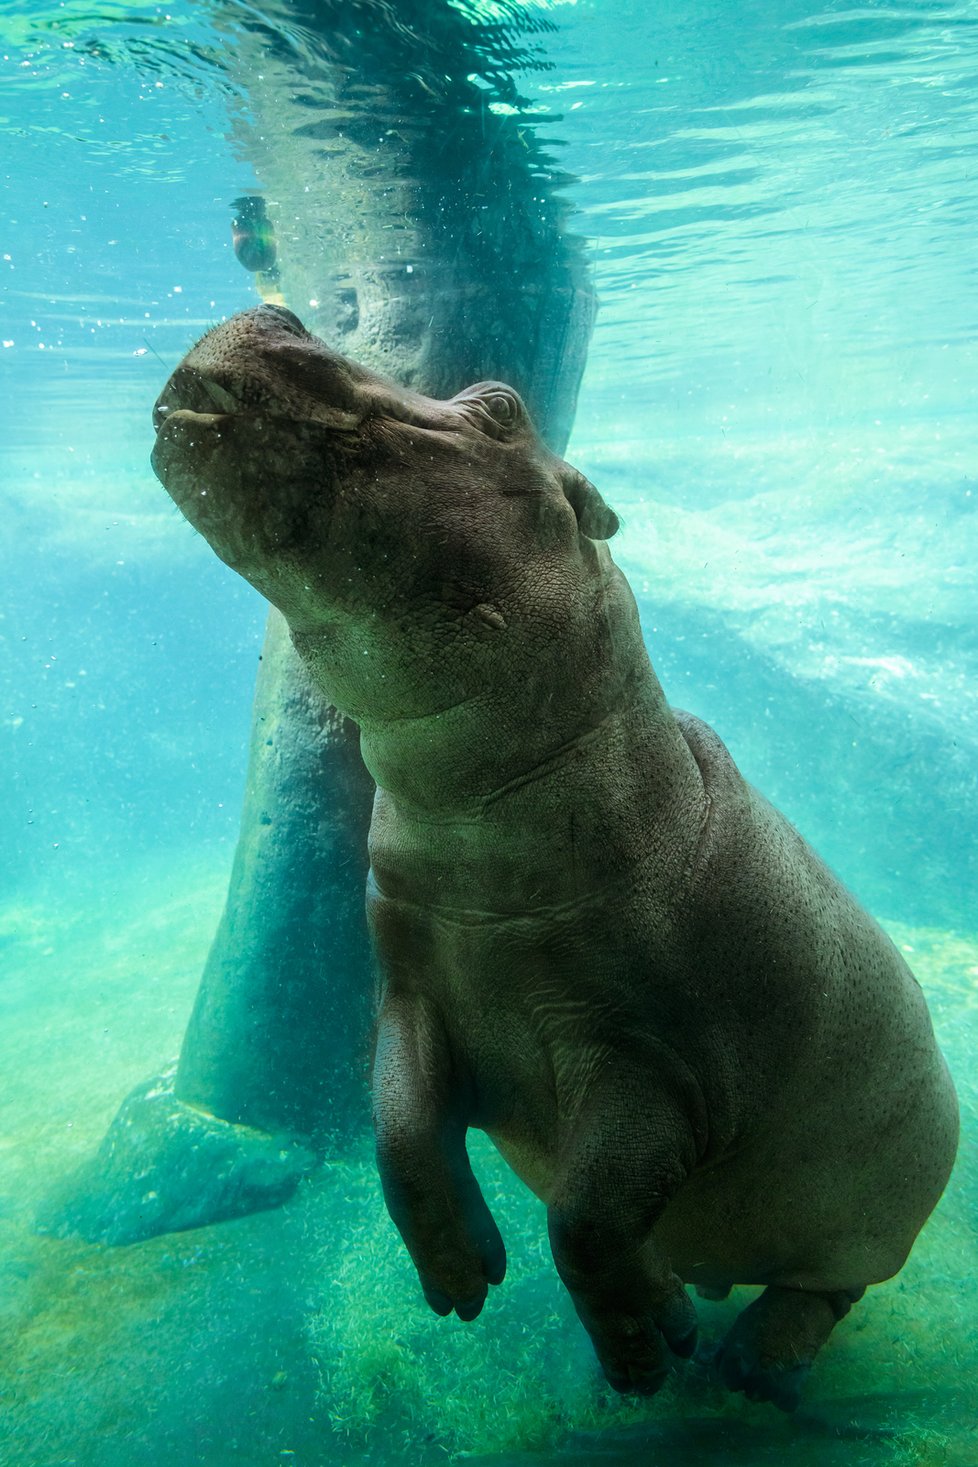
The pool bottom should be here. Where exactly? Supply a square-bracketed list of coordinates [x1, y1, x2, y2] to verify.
[0, 855, 974, 1466]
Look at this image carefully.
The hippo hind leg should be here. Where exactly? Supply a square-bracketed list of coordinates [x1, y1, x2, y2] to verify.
[716, 1283, 866, 1411]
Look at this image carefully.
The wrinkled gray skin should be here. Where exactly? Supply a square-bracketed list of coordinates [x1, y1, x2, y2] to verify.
[152, 304, 959, 1412]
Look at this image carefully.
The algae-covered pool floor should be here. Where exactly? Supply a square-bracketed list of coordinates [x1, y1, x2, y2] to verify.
[1, 853, 976, 1466]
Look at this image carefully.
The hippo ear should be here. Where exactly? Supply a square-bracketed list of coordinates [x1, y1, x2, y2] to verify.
[559, 466, 620, 540]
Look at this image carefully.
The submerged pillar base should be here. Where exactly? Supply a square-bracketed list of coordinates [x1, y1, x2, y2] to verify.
[38, 1063, 318, 1246]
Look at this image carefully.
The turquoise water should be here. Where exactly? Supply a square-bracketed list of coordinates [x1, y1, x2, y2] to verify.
[1, 2, 976, 1463]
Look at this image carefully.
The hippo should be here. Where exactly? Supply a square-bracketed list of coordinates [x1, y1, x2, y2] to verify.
[151, 303, 958, 1411]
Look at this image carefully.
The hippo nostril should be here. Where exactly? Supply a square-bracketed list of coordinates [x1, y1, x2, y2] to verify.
[259, 303, 308, 336]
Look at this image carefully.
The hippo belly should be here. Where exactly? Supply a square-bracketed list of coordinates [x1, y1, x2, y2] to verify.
[370, 830, 956, 1311]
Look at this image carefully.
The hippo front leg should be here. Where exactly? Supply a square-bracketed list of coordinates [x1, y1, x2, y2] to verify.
[372, 996, 507, 1321]
[548, 1084, 701, 1395]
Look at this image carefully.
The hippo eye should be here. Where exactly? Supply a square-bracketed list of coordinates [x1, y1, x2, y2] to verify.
[482, 390, 520, 427]
[454, 382, 526, 437]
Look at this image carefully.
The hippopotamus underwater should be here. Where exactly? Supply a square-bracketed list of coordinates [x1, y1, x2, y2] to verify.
[151, 303, 958, 1412]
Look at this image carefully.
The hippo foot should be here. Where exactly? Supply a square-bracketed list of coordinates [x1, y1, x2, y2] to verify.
[593, 1294, 699, 1397]
[37, 1063, 318, 1245]
[715, 1333, 811, 1412]
[714, 1282, 862, 1412]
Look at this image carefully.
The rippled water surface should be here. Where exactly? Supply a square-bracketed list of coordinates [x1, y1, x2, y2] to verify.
[1, 3, 976, 1463]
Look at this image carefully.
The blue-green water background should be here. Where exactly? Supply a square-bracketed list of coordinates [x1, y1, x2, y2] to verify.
[1, 2, 976, 1463]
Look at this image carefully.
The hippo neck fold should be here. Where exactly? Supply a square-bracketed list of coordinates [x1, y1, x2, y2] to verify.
[364, 682, 708, 920]
[356, 660, 681, 810]
[286, 548, 705, 843]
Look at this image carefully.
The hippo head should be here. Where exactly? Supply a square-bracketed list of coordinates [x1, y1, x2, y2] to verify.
[152, 306, 625, 775]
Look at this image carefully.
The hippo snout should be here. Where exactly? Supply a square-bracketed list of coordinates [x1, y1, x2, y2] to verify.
[252, 302, 308, 335]
[152, 367, 241, 433]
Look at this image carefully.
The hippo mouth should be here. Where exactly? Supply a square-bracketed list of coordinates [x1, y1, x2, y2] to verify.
[152, 364, 368, 452]
[150, 364, 333, 588]
[152, 367, 242, 435]
[151, 306, 476, 469]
